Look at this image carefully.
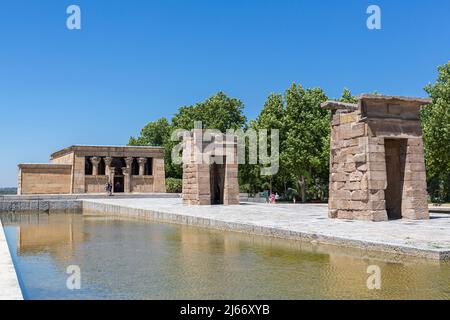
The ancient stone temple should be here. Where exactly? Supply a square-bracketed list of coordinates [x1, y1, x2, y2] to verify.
[322, 94, 431, 221]
[17, 145, 166, 195]
[182, 130, 239, 205]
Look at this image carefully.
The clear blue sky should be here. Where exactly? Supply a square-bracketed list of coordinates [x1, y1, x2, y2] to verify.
[0, 0, 449, 187]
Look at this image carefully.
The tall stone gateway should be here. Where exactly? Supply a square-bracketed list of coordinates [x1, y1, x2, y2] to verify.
[182, 129, 239, 205]
[322, 94, 431, 221]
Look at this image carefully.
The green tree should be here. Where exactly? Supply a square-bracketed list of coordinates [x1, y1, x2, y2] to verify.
[282, 84, 330, 202]
[172, 92, 246, 131]
[422, 62, 450, 202]
[129, 117, 171, 146]
[129, 92, 247, 179]
[339, 87, 358, 104]
[249, 93, 288, 194]
[171, 92, 247, 178]
[128, 117, 180, 178]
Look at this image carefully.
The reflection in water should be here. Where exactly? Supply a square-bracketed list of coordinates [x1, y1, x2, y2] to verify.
[1, 213, 449, 300]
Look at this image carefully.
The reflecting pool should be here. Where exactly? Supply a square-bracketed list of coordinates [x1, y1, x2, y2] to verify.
[1, 213, 449, 300]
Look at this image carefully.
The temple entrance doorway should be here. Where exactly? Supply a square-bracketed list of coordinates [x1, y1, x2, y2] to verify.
[114, 176, 124, 193]
[384, 139, 407, 220]
[210, 157, 225, 205]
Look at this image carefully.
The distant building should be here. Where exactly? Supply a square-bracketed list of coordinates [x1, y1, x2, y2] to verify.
[17, 145, 166, 195]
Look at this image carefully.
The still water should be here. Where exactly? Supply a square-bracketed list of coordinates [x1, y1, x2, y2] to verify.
[1, 213, 449, 300]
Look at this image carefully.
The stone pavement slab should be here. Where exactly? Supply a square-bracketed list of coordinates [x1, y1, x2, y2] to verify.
[0, 218, 23, 300]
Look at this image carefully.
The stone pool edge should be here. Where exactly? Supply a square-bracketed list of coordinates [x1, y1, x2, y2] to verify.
[82, 200, 450, 262]
[0, 218, 23, 300]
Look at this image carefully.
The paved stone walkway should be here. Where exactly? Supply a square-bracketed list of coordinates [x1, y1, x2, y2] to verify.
[0, 218, 23, 300]
[84, 198, 450, 260]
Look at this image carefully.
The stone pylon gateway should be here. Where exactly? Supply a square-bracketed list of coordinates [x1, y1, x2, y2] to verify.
[322, 94, 431, 221]
[182, 130, 240, 205]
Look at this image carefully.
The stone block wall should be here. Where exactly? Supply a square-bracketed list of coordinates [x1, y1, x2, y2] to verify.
[72, 154, 86, 193]
[85, 175, 109, 193]
[50, 152, 74, 165]
[152, 158, 166, 193]
[402, 138, 429, 219]
[183, 163, 212, 205]
[324, 95, 430, 221]
[182, 163, 197, 204]
[223, 163, 240, 205]
[131, 176, 154, 193]
[182, 133, 239, 205]
[328, 110, 387, 221]
[18, 164, 72, 195]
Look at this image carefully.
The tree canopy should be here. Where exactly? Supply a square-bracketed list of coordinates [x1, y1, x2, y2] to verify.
[129, 67, 450, 203]
[422, 62, 450, 202]
[129, 92, 247, 179]
[129, 117, 171, 147]
[171, 92, 246, 131]
[282, 84, 330, 202]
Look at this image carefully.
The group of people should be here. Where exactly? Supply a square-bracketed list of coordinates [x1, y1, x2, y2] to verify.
[262, 190, 280, 204]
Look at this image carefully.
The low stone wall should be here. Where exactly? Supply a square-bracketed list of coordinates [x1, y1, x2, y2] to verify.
[239, 195, 266, 203]
[0, 200, 82, 213]
[0, 193, 180, 213]
[18, 164, 72, 195]
[0, 193, 179, 201]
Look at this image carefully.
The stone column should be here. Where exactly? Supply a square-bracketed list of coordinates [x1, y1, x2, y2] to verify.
[224, 165, 240, 205]
[91, 157, 100, 176]
[125, 157, 133, 170]
[153, 158, 166, 193]
[122, 167, 131, 193]
[109, 167, 115, 186]
[138, 158, 147, 176]
[104, 157, 113, 179]
[72, 155, 86, 193]
[125, 157, 134, 193]
[17, 168, 22, 195]
[401, 138, 429, 219]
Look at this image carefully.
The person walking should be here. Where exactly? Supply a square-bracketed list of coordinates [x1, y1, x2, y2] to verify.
[105, 181, 113, 196]
[262, 190, 269, 203]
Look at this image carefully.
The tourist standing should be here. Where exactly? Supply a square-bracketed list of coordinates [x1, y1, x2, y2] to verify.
[105, 181, 113, 196]
[269, 192, 275, 204]
[263, 190, 269, 203]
